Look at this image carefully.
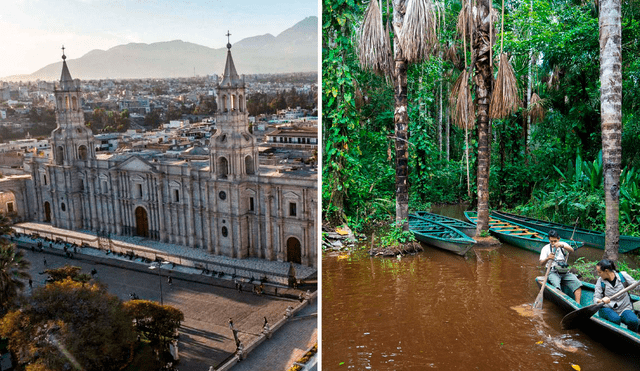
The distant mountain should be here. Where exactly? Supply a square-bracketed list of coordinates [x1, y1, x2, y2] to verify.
[3, 16, 317, 81]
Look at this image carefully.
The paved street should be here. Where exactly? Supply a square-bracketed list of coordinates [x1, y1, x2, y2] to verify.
[231, 299, 317, 371]
[20, 247, 313, 370]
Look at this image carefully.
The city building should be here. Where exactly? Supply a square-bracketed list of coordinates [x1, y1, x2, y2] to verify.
[1, 43, 317, 267]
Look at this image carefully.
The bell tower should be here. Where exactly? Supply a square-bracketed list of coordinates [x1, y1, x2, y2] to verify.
[209, 33, 259, 180]
[51, 46, 95, 166]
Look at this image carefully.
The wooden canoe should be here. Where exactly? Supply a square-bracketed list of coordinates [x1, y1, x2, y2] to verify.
[408, 215, 476, 256]
[535, 276, 640, 352]
[411, 211, 476, 237]
[464, 211, 583, 253]
[493, 210, 640, 253]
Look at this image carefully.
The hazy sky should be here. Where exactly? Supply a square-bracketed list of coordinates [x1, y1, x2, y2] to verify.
[1, 0, 318, 77]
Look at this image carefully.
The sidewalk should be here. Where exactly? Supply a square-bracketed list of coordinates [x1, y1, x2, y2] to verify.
[13, 222, 316, 290]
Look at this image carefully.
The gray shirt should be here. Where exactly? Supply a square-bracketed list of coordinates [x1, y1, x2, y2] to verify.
[593, 271, 637, 314]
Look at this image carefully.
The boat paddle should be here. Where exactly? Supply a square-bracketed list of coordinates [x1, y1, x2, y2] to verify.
[561, 279, 640, 330]
[533, 261, 554, 310]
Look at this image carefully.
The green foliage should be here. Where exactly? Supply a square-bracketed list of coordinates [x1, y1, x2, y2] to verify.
[0, 243, 31, 311]
[322, 0, 363, 225]
[378, 221, 416, 248]
[123, 299, 183, 353]
[0, 279, 136, 371]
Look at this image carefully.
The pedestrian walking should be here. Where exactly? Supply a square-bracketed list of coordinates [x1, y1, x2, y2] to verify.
[91, 268, 97, 277]
[29, 279, 33, 289]
[168, 276, 173, 285]
[43, 258, 47, 266]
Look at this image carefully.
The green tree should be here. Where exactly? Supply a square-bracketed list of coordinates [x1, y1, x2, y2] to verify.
[356, 0, 439, 230]
[123, 300, 183, 356]
[0, 279, 137, 371]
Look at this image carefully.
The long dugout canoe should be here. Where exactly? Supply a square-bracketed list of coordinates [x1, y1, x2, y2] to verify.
[493, 210, 640, 253]
[411, 211, 476, 237]
[535, 276, 640, 353]
[465, 211, 583, 253]
[408, 215, 476, 256]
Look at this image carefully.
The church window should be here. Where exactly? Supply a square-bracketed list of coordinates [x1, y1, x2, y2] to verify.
[65, 96, 70, 109]
[219, 191, 226, 200]
[136, 184, 143, 199]
[72, 96, 78, 110]
[231, 94, 236, 110]
[245, 155, 255, 175]
[218, 157, 228, 178]
[289, 202, 297, 217]
[43, 174, 48, 185]
[174, 189, 180, 203]
[249, 197, 254, 212]
[7, 202, 14, 213]
[61, 202, 66, 212]
[101, 180, 108, 194]
[56, 146, 64, 165]
[79, 179, 84, 191]
[221, 226, 228, 237]
[239, 94, 244, 112]
[78, 145, 88, 160]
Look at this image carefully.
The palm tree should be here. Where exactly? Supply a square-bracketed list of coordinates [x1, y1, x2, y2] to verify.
[451, 0, 497, 235]
[357, 0, 438, 230]
[599, 0, 622, 261]
[0, 244, 31, 311]
[473, 0, 496, 234]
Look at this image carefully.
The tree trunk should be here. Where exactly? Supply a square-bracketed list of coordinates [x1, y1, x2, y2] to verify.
[599, 0, 622, 261]
[438, 76, 443, 160]
[474, 0, 494, 235]
[394, 57, 409, 230]
[393, 0, 409, 230]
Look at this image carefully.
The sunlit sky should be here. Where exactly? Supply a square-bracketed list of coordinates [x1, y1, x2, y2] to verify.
[0, 0, 318, 77]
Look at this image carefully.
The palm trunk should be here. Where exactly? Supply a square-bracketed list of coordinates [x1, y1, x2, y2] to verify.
[392, 0, 409, 230]
[474, 0, 494, 235]
[394, 57, 409, 230]
[438, 76, 443, 160]
[599, 0, 622, 261]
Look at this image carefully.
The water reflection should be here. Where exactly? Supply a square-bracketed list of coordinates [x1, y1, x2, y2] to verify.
[323, 244, 640, 370]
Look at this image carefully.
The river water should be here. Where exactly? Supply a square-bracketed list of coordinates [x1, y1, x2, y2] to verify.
[322, 209, 640, 370]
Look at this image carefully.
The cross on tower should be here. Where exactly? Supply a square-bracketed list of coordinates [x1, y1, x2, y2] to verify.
[62, 45, 66, 60]
[226, 31, 231, 44]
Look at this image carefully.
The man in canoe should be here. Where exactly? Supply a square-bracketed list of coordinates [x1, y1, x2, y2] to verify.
[594, 259, 639, 332]
[539, 229, 582, 304]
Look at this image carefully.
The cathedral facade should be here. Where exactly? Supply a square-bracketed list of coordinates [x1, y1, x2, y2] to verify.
[14, 45, 317, 267]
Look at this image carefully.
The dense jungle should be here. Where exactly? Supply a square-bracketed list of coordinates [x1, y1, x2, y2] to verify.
[322, 0, 640, 249]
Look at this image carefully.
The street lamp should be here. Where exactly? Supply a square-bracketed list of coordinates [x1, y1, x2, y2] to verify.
[149, 261, 169, 305]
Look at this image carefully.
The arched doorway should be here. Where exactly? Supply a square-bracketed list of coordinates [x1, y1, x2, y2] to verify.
[44, 201, 51, 222]
[135, 206, 149, 237]
[286, 237, 301, 264]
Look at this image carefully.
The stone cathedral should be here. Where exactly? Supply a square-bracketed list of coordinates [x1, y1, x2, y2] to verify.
[10, 44, 317, 267]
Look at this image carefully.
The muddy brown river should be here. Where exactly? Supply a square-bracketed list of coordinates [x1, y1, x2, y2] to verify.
[323, 227, 640, 370]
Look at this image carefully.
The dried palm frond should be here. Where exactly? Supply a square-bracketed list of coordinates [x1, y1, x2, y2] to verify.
[528, 93, 546, 124]
[489, 53, 520, 119]
[449, 69, 475, 129]
[357, 0, 392, 77]
[445, 43, 460, 68]
[456, 1, 476, 43]
[398, 0, 438, 63]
